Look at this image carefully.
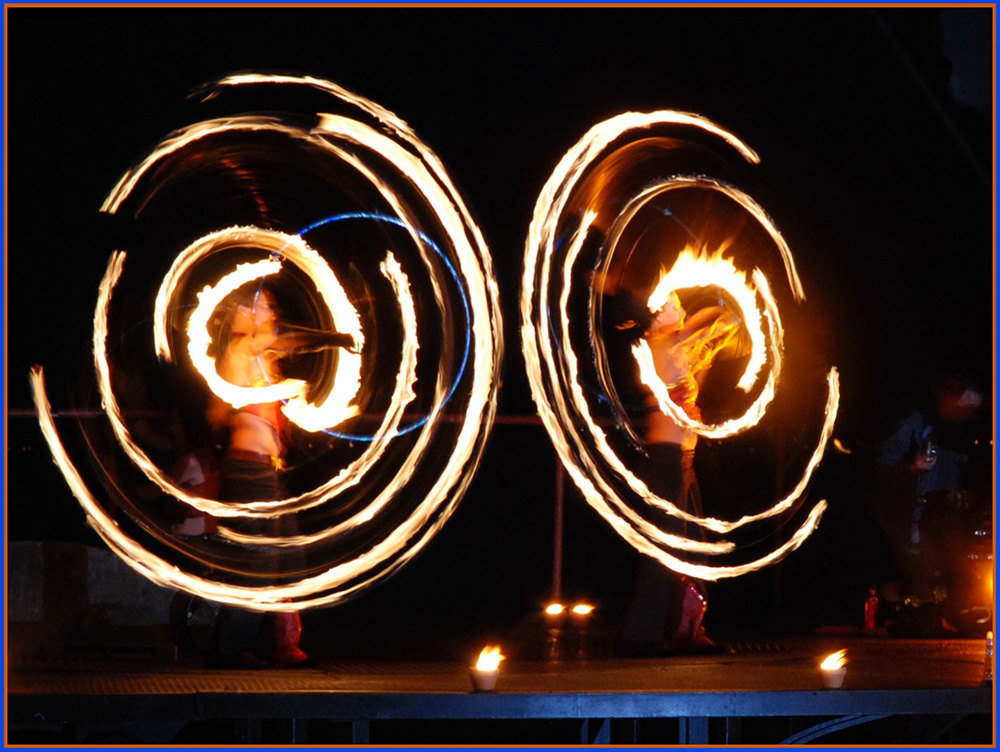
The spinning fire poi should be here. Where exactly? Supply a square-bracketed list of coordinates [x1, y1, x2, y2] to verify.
[31, 74, 503, 613]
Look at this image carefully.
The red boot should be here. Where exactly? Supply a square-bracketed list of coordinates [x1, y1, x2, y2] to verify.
[664, 576, 716, 653]
[268, 610, 309, 666]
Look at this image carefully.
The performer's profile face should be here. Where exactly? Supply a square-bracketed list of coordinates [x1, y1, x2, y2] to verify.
[650, 292, 684, 333]
[252, 291, 278, 325]
[237, 290, 279, 327]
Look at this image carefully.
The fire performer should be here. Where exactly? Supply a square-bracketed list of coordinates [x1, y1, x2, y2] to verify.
[205, 282, 355, 667]
[622, 290, 742, 655]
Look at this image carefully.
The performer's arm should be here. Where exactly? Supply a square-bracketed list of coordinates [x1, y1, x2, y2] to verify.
[268, 328, 358, 356]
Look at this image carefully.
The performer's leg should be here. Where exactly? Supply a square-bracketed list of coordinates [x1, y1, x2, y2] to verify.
[619, 444, 686, 655]
[208, 458, 277, 667]
[620, 557, 678, 655]
[263, 514, 310, 666]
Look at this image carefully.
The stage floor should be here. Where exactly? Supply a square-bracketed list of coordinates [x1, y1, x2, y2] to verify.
[7, 634, 993, 745]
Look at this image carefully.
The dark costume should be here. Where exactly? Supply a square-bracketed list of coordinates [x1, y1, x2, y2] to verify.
[209, 403, 308, 667]
[620, 441, 712, 655]
[875, 408, 972, 602]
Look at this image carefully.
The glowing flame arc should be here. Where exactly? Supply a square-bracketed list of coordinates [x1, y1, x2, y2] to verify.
[33, 74, 502, 610]
[521, 110, 840, 581]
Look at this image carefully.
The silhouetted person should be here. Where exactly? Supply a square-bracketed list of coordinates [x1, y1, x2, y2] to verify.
[874, 371, 984, 606]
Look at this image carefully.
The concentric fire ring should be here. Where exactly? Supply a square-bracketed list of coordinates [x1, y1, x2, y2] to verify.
[32, 74, 503, 610]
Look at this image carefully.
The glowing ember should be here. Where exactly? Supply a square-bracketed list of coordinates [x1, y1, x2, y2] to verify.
[820, 649, 848, 670]
[476, 646, 505, 672]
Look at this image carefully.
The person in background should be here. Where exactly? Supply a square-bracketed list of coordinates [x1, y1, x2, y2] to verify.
[874, 371, 985, 609]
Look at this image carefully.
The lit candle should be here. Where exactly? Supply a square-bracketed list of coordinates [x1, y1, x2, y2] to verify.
[820, 649, 847, 689]
[544, 602, 566, 628]
[570, 603, 595, 630]
[470, 645, 505, 692]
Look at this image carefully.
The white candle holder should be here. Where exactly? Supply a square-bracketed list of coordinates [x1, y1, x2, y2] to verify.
[821, 666, 847, 689]
[470, 666, 500, 692]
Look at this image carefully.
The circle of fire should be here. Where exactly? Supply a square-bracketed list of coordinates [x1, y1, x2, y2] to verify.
[32, 74, 503, 610]
[521, 111, 840, 580]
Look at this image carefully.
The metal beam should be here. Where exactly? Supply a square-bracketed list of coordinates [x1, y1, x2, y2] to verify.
[11, 687, 991, 724]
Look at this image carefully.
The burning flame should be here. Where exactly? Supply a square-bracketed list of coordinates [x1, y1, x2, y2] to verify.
[634, 245, 779, 440]
[571, 603, 594, 615]
[646, 246, 767, 393]
[178, 231, 365, 430]
[820, 649, 847, 670]
[545, 603, 565, 615]
[476, 646, 505, 672]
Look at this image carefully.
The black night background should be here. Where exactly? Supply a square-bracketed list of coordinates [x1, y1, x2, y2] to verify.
[4, 5, 994, 662]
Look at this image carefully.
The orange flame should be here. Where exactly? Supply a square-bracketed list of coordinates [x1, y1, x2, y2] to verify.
[476, 646, 505, 671]
[647, 246, 767, 392]
[820, 649, 847, 670]
[634, 245, 780, 440]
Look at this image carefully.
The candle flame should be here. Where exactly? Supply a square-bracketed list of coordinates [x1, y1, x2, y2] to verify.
[821, 649, 847, 670]
[476, 646, 505, 671]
